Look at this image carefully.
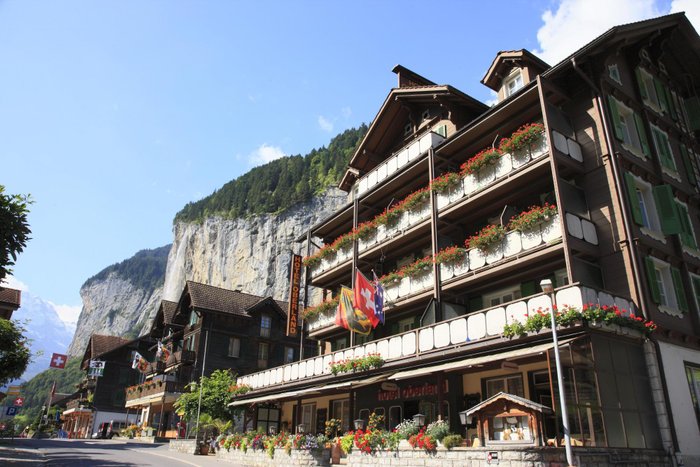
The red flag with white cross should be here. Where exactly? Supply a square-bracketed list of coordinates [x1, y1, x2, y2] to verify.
[354, 269, 379, 328]
[49, 353, 67, 369]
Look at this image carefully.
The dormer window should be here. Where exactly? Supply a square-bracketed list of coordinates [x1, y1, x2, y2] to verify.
[504, 71, 524, 97]
[421, 109, 430, 120]
[404, 122, 412, 136]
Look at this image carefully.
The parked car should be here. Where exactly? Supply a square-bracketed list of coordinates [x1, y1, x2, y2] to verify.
[92, 421, 128, 439]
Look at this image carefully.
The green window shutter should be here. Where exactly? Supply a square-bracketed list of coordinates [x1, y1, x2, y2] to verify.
[676, 202, 697, 249]
[644, 257, 662, 304]
[680, 144, 697, 185]
[692, 276, 700, 308]
[634, 112, 651, 157]
[666, 87, 678, 121]
[653, 128, 674, 170]
[607, 96, 625, 142]
[635, 68, 649, 102]
[685, 96, 700, 131]
[654, 77, 670, 113]
[671, 267, 689, 312]
[653, 184, 682, 235]
[623, 172, 644, 225]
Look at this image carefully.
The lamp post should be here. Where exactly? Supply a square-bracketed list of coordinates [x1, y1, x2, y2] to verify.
[458, 410, 471, 442]
[353, 419, 365, 431]
[412, 413, 425, 428]
[540, 279, 574, 466]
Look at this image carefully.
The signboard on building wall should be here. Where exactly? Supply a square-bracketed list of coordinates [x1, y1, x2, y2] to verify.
[286, 254, 302, 337]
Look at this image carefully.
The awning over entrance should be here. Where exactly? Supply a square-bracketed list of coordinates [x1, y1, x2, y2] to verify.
[389, 339, 575, 381]
[229, 374, 391, 407]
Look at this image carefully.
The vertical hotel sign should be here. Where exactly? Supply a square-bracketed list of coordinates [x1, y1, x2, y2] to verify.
[287, 254, 302, 336]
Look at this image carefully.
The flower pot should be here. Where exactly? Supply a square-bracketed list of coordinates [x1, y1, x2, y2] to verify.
[504, 230, 522, 257]
[437, 191, 451, 210]
[463, 173, 478, 195]
[530, 134, 548, 159]
[520, 226, 543, 250]
[398, 277, 410, 297]
[541, 214, 560, 242]
[469, 248, 486, 270]
[448, 183, 465, 204]
[453, 254, 470, 276]
[494, 154, 512, 179]
[485, 243, 504, 264]
[439, 262, 454, 280]
[477, 163, 497, 188]
[331, 444, 342, 463]
[510, 147, 530, 168]
[385, 282, 400, 301]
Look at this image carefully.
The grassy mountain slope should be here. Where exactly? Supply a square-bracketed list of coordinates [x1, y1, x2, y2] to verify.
[82, 245, 171, 291]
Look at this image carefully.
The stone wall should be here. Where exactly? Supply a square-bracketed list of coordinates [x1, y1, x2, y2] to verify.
[345, 446, 671, 467]
[215, 447, 330, 466]
[168, 440, 198, 455]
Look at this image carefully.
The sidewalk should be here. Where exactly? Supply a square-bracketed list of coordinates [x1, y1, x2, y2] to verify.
[132, 442, 228, 466]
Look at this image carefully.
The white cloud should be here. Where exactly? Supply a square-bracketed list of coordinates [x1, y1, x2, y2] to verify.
[318, 115, 334, 133]
[341, 107, 352, 119]
[484, 90, 499, 107]
[534, 0, 662, 65]
[1, 275, 29, 291]
[248, 143, 287, 166]
[49, 302, 81, 330]
[670, 0, 700, 29]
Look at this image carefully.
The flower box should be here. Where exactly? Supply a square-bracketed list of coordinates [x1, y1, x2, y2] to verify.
[503, 230, 523, 257]
[485, 242, 504, 264]
[410, 270, 433, 294]
[463, 173, 478, 195]
[469, 248, 486, 270]
[439, 262, 454, 280]
[385, 281, 400, 302]
[398, 277, 411, 297]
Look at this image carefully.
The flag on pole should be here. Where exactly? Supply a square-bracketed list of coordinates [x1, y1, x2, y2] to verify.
[372, 271, 385, 325]
[335, 286, 372, 335]
[131, 352, 149, 373]
[49, 353, 67, 369]
[156, 340, 171, 363]
[354, 270, 379, 328]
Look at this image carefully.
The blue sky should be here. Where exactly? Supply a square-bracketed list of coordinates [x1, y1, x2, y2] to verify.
[1, 0, 697, 323]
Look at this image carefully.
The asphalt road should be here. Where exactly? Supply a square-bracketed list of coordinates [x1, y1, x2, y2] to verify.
[0, 438, 228, 466]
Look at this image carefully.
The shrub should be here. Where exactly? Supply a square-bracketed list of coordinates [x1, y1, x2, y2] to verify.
[442, 434, 464, 449]
[394, 419, 420, 439]
[425, 419, 450, 442]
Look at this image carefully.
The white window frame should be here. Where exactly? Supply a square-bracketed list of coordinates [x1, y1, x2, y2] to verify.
[638, 68, 663, 113]
[228, 337, 241, 358]
[608, 64, 622, 85]
[616, 101, 644, 157]
[484, 285, 522, 307]
[677, 199, 699, 254]
[689, 272, 700, 315]
[630, 174, 665, 242]
[300, 403, 316, 433]
[397, 317, 415, 333]
[504, 71, 524, 97]
[257, 342, 269, 368]
[649, 257, 680, 314]
[331, 399, 351, 432]
[284, 346, 295, 363]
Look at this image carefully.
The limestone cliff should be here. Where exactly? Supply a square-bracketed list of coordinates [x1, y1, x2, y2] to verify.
[162, 188, 348, 302]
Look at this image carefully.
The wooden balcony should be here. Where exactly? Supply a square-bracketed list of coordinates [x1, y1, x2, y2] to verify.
[125, 380, 188, 407]
[66, 398, 91, 411]
[165, 350, 196, 368]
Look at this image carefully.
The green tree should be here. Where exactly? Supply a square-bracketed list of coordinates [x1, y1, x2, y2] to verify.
[0, 185, 32, 282]
[173, 369, 237, 422]
[0, 318, 31, 386]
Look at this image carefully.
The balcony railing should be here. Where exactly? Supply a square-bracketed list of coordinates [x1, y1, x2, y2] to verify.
[66, 398, 91, 411]
[356, 131, 445, 198]
[307, 212, 599, 334]
[309, 135, 559, 281]
[165, 350, 196, 368]
[242, 285, 635, 392]
[125, 380, 188, 403]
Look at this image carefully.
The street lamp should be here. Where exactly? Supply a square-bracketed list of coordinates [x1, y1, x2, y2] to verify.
[458, 410, 471, 440]
[353, 419, 365, 431]
[412, 413, 425, 428]
[540, 279, 574, 467]
[296, 424, 305, 434]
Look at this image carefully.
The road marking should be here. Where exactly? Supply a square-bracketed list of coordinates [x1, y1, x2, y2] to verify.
[131, 449, 203, 467]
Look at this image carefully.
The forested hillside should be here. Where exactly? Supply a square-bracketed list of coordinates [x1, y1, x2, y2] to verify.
[82, 245, 170, 290]
[174, 125, 367, 223]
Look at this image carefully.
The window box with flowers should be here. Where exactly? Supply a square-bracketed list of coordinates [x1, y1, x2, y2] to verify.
[465, 224, 507, 251]
[432, 171, 464, 209]
[435, 246, 468, 280]
[402, 256, 434, 294]
[499, 123, 547, 167]
[329, 354, 384, 375]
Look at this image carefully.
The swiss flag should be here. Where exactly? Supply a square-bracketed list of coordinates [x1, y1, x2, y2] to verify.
[354, 270, 379, 328]
[50, 353, 67, 369]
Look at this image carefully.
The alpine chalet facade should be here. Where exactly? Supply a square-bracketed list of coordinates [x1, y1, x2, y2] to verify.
[230, 14, 700, 466]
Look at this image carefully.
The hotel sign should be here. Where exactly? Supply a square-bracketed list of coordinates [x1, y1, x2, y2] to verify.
[377, 381, 449, 401]
[286, 254, 302, 336]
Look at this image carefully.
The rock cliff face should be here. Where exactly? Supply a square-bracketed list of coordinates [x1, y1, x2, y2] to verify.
[68, 274, 163, 356]
[162, 188, 348, 302]
[68, 189, 348, 356]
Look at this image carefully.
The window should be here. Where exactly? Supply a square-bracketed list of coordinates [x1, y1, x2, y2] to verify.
[185, 336, 196, 352]
[260, 314, 272, 338]
[608, 96, 650, 158]
[636, 67, 675, 117]
[680, 144, 700, 189]
[608, 64, 622, 85]
[228, 337, 240, 358]
[421, 109, 430, 120]
[649, 124, 677, 173]
[689, 274, 700, 313]
[484, 373, 524, 398]
[483, 285, 522, 307]
[258, 342, 269, 368]
[404, 122, 412, 136]
[685, 364, 700, 432]
[397, 317, 416, 333]
[300, 403, 315, 433]
[256, 405, 280, 434]
[188, 310, 198, 326]
[331, 399, 350, 432]
[504, 71, 524, 97]
[372, 408, 386, 429]
[389, 406, 402, 431]
[644, 257, 688, 314]
[284, 346, 295, 363]
[623, 173, 663, 239]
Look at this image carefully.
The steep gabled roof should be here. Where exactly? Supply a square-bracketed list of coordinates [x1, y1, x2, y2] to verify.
[181, 281, 285, 318]
[465, 391, 553, 416]
[481, 49, 549, 91]
[0, 287, 21, 308]
[83, 334, 131, 363]
[161, 300, 178, 324]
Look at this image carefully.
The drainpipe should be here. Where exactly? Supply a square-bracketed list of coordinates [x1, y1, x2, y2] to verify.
[570, 58, 680, 464]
